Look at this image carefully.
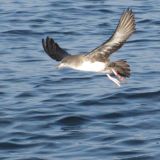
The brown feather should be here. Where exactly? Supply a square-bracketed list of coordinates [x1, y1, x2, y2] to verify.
[42, 36, 70, 61]
[87, 8, 136, 61]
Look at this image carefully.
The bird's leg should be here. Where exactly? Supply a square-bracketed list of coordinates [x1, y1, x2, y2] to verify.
[111, 68, 125, 81]
[106, 74, 121, 87]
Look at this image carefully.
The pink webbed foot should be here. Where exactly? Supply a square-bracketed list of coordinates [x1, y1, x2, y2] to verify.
[111, 69, 125, 82]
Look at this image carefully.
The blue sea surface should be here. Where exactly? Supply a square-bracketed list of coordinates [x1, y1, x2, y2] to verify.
[0, 1, 160, 160]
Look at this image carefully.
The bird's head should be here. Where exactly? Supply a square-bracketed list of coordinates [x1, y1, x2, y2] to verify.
[57, 62, 66, 69]
[57, 56, 73, 69]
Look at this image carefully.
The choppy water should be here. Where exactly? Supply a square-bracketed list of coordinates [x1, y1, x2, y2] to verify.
[0, 1, 160, 160]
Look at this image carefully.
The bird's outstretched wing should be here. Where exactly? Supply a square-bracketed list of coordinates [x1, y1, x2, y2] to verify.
[87, 8, 136, 60]
[42, 36, 70, 61]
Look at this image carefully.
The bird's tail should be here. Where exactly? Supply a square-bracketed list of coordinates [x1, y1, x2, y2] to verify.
[109, 60, 131, 78]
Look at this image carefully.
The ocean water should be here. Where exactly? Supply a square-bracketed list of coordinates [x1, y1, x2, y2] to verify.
[0, 1, 160, 160]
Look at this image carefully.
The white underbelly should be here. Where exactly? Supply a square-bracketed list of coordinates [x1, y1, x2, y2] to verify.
[72, 61, 106, 72]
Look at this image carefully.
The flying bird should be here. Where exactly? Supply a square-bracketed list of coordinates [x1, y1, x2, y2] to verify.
[42, 8, 136, 86]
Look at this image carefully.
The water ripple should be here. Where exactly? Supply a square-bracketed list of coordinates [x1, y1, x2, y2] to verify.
[56, 115, 90, 126]
[0, 1, 160, 160]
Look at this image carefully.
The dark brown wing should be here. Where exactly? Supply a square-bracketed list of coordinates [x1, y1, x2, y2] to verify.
[87, 8, 136, 60]
[42, 36, 70, 61]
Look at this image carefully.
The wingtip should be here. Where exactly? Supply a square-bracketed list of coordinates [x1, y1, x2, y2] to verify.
[42, 38, 48, 53]
[126, 8, 133, 13]
[41, 36, 70, 61]
[121, 8, 136, 31]
[123, 8, 134, 17]
[42, 38, 44, 44]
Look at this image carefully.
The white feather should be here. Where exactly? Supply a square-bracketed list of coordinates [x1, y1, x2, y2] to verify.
[72, 61, 106, 72]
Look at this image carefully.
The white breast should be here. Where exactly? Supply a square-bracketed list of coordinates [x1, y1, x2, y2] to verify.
[72, 61, 106, 72]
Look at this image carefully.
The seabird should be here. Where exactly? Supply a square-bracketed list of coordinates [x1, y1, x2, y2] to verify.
[42, 8, 136, 86]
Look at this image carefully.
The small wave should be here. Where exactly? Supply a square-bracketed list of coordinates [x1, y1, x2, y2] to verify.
[119, 138, 147, 146]
[29, 18, 47, 23]
[98, 9, 114, 13]
[129, 39, 158, 43]
[138, 19, 152, 24]
[2, 30, 41, 35]
[0, 142, 38, 150]
[98, 108, 160, 121]
[0, 91, 6, 96]
[55, 115, 89, 126]
[101, 90, 160, 101]
[0, 119, 12, 127]
[79, 90, 160, 107]
[15, 91, 37, 98]
[44, 31, 81, 36]
[18, 59, 45, 63]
